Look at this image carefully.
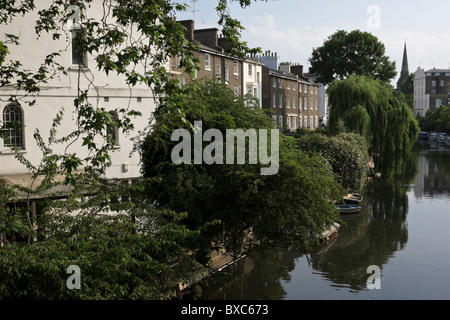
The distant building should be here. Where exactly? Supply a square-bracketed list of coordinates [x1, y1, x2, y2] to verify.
[414, 67, 450, 116]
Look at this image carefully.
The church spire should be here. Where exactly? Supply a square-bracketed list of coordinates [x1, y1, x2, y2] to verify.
[397, 41, 409, 90]
[401, 41, 409, 73]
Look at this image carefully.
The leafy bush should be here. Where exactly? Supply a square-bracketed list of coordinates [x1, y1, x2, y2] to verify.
[0, 198, 200, 300]
[295, 132, 369, 191]
[141, 80, 345, 256]
[417, 106, 450, 135]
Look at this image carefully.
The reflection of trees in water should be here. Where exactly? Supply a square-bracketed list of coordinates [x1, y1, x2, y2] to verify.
[199, 149, 433, 298]
[308, 152, 418, 292]
[199, 247, 303, 300]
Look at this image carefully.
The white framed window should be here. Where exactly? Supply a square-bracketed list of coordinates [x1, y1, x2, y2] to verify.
[286, 96, 290, 108]
[299, 116, 302, 128]
[432, 80, 436, 87]
[216, 64, 221, 76]
[278, 79, 282, 88]
[304, 97, 307, 110]
[279, 115, 283, 128]
[225, 66, 229, 82]
[205, 53, 211, 71]
[310, 116, 313, 128]
[304, 116, 307, 128]
[273, 94, 276, 108]
[273, 78, 276, 87]
[2, 104, 24, 149]
[440, 80, 445, 86]
[310, 98, 313, 110]
[233, 60, 238, 75]
[234, 85, 239, 95]
[248, 64, 252, 77]
[279, 95, 282, 108]
[272, 116, 277, 128]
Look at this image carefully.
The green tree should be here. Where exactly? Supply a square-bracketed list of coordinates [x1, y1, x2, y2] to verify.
[141, 80, 345, 258]
[418, 106, 450, 134]
[309, 30, 397, 86]
[0, 0, 268, 299]
[396, 73, 415, 109]
[327, 75, 419, 177]
[295, 132, 369, 191]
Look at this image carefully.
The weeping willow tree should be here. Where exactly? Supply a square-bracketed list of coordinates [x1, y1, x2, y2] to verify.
[327, 76, 419, 177]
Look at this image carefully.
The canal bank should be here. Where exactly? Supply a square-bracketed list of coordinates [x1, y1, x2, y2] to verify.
[194, 145, 450, 300]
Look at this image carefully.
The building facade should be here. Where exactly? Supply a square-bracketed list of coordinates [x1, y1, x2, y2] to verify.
[414, 67, 450, 116]
[1, 1, 155, 185]
[174, 20, 263, 106]
[257, 53, 319, 131]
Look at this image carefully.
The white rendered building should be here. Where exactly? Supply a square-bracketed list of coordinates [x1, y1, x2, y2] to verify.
[0, 1, 156, 189]
[414, 68, 430, 116]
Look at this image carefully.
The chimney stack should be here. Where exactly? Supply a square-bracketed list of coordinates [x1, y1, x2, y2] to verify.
[179, 20, 194, 41]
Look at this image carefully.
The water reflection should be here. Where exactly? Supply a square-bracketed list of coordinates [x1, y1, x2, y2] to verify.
[414, 145, 450, 199]
[199, 146, 450, 300]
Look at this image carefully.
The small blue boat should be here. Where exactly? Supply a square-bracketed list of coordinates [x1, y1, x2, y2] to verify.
[335, 204, 361, 214]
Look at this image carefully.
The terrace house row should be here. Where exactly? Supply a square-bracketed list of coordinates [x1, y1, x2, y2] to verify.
[172, 20, 321, 132]
[255, 52, 320, 131]
[172, 20, 263, 107]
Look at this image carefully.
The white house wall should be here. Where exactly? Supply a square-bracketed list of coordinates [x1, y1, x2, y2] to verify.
[0, 0, 156, 180]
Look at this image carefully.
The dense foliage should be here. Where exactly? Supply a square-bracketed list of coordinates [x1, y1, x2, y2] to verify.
[141, 80, 345, 259]
[0, 202, 200, 300]
[295, 132, 369, 191]
[309, 30, 397, 86]
[327, 76, 420, 177]
[417, 106, 450, 135]
[0, 0, 268, 300]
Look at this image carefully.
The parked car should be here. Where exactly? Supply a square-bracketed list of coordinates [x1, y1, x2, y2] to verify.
[428, 131, 438, 141]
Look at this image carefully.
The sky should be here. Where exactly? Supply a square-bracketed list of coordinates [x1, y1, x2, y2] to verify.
[175, 0, 450, 86]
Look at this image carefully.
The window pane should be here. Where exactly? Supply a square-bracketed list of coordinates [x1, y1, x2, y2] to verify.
[72, 29, 86, 66]
[2, 105, 24, 148]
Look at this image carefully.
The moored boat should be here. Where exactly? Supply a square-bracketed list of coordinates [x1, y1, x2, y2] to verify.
[343, 193, 363, 205]
[335, 204, 361, 214]
[320, 222, 340, 244]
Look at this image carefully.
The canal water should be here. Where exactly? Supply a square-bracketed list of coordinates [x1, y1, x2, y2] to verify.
[200, 144, 450, 300]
